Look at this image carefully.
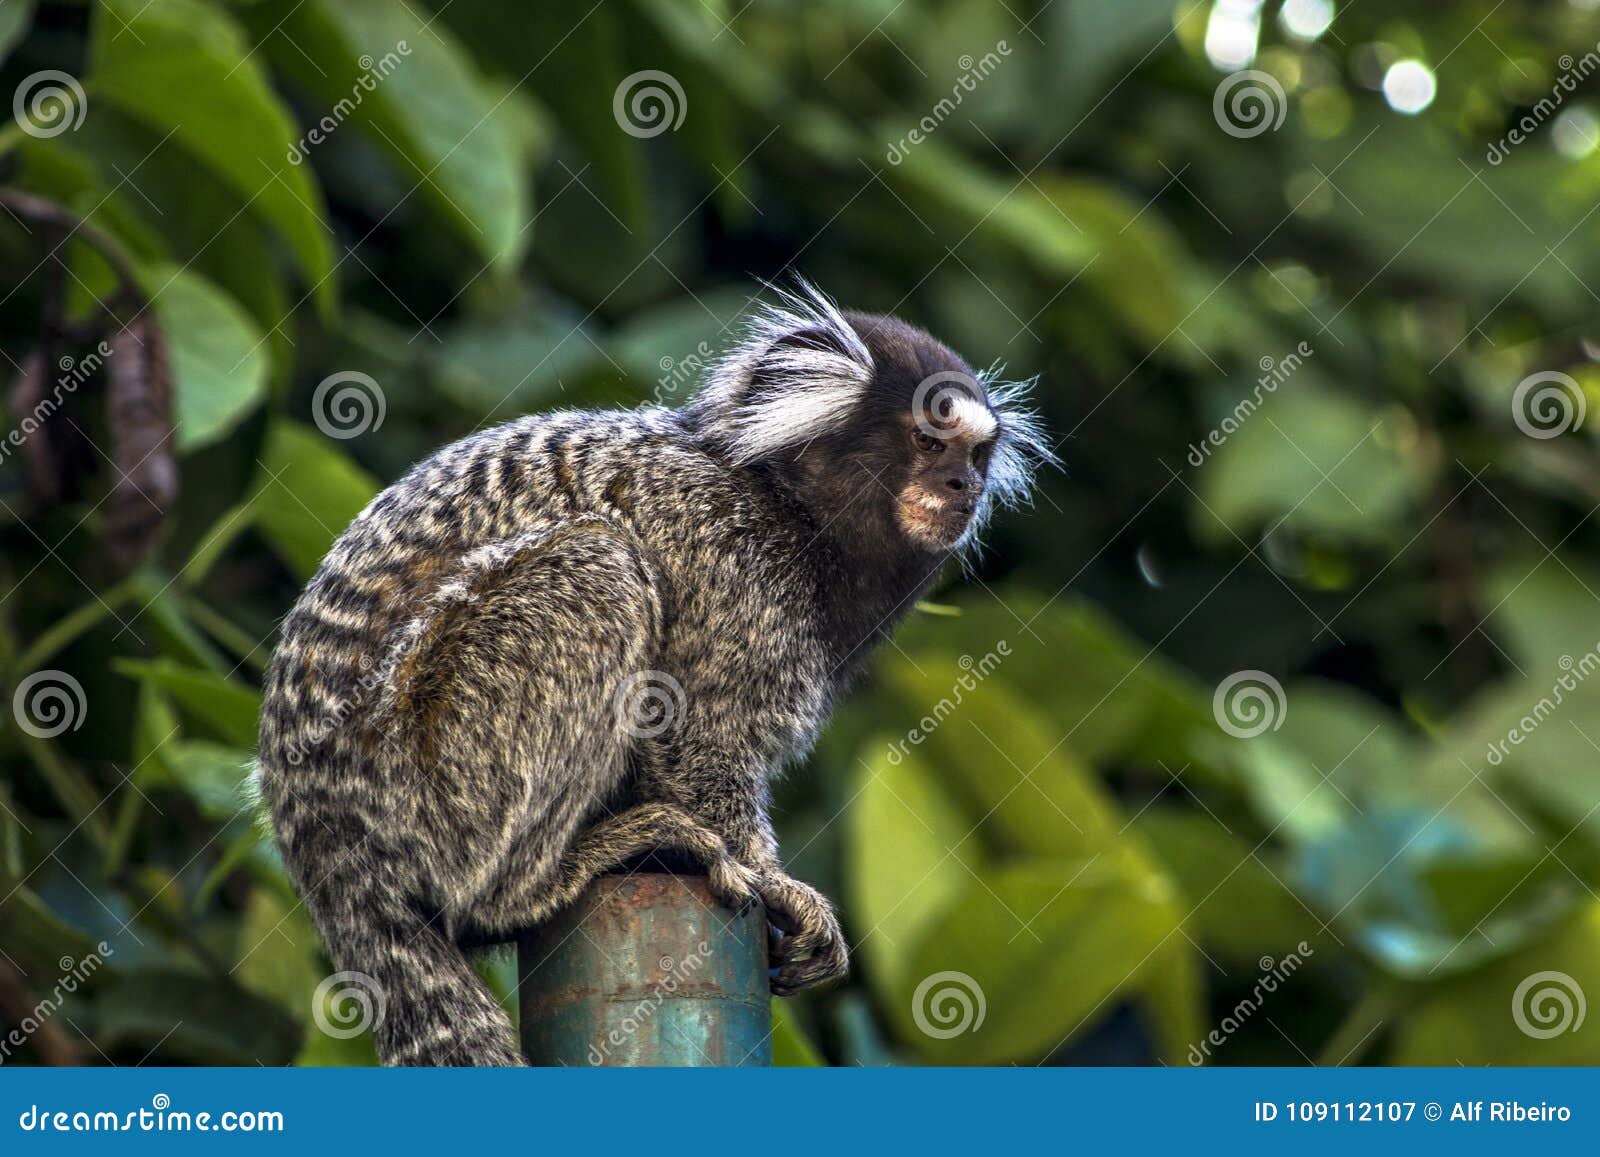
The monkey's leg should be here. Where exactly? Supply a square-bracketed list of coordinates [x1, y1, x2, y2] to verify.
[343, 517, 662, 1064]
[462, 802, 760, 942]
[297, 841, 527, 1067]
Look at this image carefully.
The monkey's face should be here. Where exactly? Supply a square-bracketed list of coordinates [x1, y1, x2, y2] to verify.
[889, 380, 997, 551]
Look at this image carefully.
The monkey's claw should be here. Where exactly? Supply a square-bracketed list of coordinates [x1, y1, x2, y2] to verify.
[707, 856, 762, 914]
[760, 876, 849, 995]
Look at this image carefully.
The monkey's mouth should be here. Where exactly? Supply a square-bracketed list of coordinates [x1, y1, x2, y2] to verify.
[897, 492, 976, 549]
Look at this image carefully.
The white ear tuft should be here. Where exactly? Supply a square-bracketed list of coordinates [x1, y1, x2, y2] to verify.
[689, 279, 874, 465]
[976, 365, 1057, 519]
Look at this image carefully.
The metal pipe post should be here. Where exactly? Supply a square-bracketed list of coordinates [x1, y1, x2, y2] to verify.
[517, 873, 772, 1066]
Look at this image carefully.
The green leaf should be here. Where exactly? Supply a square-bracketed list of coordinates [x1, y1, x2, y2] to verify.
[432, 298, 602, 414]
[0, 0, 34, 66]
[234, 887, 324, 1026]
[90, 0, 334, 314]
[0, 884, 103, 985]
[263, 0, 530, 271]
[1391, 900, 1600, 1064]
[771, 1002, 825, 1066]
[129, 268, 266, 457]
[894, 859, 1185, 1064]
[1135, 810, 1317, 964]
[97, 966, 301, 1065]
[251, 421, 380, 580]
[158, 740, 256, 822]
[1195, 371, 1432, 545]
[849, 743, 978, 998]
[113, 659, 261, 748]
[515, 3, 647, 232]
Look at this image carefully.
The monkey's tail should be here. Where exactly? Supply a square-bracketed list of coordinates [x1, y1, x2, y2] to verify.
[307, 870, 524, 1067]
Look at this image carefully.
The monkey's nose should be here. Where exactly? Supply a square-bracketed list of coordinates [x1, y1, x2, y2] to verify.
[943, 475, 967, 492]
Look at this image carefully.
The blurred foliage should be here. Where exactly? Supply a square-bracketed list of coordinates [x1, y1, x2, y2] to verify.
[3, 0, 1600, 1067]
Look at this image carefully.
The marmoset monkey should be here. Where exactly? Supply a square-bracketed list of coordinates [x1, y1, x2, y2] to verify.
[256, 283, 1050, 1065]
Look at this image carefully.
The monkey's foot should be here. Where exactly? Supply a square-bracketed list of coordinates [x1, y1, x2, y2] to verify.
[760, 875, 849, 995]
[706, 855, 762, 914]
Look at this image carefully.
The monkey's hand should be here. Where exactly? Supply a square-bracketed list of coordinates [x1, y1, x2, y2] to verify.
[759, 873, 848, 995]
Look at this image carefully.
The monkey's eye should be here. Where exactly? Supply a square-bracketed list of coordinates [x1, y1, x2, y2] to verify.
[911, 430, 943, 453]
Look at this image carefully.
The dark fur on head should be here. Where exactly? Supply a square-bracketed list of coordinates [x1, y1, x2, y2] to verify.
[686, 281, 1054, 568]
